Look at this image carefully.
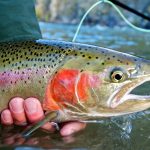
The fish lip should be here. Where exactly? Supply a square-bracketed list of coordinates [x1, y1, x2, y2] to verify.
[107, 74, 150, 109]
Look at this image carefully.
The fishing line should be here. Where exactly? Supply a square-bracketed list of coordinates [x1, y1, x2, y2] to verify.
[72, 0, 150, 42]
[109, 0, 150, 21]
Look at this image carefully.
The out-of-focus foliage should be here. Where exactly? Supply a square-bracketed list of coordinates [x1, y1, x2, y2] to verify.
[35, 0, 150, 27]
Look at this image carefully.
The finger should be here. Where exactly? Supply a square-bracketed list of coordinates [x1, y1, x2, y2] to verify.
[3, 135, 15, 145]
[24, 137, 38, 145]
[1, 109, 13, 125]
[24, 98, 44, 123]
[9, 97, 27, 125]
[41, 122, 56, 132]
[60, 122, 86, 136]
[62, 136, 75, 144]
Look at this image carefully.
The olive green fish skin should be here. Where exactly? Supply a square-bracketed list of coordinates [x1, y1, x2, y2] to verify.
[0, 39, 150, 119]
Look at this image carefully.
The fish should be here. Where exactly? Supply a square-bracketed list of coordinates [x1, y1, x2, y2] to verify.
[0, 39, 150, 136]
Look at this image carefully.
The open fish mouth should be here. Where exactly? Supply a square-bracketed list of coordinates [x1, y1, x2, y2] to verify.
[107, 74, 150, 115]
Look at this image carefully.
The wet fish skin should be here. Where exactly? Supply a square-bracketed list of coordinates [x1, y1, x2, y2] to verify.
[0, 39, 150, 122]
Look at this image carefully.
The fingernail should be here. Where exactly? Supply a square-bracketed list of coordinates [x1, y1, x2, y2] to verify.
[24, 98, 38, 114]
[9, 98, 24, 113]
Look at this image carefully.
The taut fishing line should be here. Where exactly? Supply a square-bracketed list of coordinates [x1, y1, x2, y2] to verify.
[72, 0, 150, 42]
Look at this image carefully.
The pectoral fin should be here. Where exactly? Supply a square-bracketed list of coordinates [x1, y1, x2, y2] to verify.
[22, 111, 58, 137]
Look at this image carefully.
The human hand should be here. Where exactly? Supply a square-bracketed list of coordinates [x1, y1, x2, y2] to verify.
[0, 97, 86, 136]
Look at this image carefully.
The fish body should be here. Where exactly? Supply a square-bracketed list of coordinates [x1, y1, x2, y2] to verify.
[0, 39, 150, 123]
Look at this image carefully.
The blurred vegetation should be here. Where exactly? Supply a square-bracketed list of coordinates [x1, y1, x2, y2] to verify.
[35, 0, 150, 27]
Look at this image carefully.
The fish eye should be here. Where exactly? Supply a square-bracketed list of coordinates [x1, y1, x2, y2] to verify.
[110, 68, 128, 83]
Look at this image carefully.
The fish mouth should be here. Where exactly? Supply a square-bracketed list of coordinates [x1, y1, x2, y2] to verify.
[107, 74, 150, 115]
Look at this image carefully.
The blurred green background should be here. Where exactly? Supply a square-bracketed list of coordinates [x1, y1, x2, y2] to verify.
[35, 0, 150, 28]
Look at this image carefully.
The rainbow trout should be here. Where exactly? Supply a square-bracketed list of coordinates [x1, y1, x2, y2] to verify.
[0, 39, 150, 136]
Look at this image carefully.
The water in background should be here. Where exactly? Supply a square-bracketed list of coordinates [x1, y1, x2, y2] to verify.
[0, 22, 150, 150]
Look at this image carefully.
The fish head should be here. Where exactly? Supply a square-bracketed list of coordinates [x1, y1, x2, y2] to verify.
[80, 47, 150, 118]
[43, 42, 150, 119]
